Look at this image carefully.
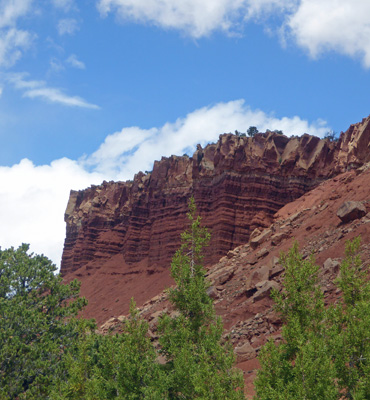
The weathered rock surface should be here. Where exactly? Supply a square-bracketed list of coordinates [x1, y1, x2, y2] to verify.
[61, 132, 338, 276]
[61, 116, 370, 325]
[114, 163, 370, 399]
[337, 201, 366, 223]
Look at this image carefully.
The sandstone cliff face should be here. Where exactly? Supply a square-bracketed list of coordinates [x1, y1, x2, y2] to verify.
[62, 131, 336, 276]
[60, 117, 370, 323]
[335, 115, 370, 170]
[61, 118, 370, 277]
[60, 116, 370, 398]
[99, 164, 370, 398]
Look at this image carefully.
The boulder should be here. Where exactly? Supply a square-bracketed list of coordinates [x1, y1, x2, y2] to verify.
[245, 265, 270, 296]
[337, 201, 366, 223]
[235, 341, 256, 362]
[269, 263, 284, 279]
[271, 231, 289, 246]
[250, 229, 272, 249]
[323, 258, 340, 274]
[206, 286, 219, 299]
[253, 281, 280, 302]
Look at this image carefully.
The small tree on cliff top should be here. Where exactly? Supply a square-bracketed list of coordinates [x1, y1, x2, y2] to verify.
[158, 197, 245, 399]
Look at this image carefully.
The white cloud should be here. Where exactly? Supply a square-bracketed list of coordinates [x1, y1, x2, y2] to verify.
[57, 18, 79, 35]
[66, 54, 85, 69]
[0, 158, 105, 267]
[97, 0, 249, 38]
[285, 0, 370, 67]
[51, 0, 74, 12]
[0, 28, 32, 67]
[0, 0, 33, 28]
[0, 1, 34, 67]
[50, 57, 65, 72]
[85, 99, 329, 179]
[0, 100, 329, 268]
[244, 0, 297, 20]
[24, 87, 99, 108]
[96, 0, 299, 38]
[97, 0, 370, 67]
[7, 73, 100, 109]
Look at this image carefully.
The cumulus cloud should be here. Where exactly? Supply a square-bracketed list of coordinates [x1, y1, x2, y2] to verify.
[7, 73, 99, 109]
[97, 0, 370, 67]
[66, 54, 85, 69]
[57, 18, 79, 35]
[285, 0, 370, 67]
[0, 100, 329, 267]
[85, 99, 329, 179]
[0, 159, 105, 267]
[97, 0, 248, 38]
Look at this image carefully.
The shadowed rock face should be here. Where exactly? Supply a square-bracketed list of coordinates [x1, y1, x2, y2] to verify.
[61, 117, 370, 279]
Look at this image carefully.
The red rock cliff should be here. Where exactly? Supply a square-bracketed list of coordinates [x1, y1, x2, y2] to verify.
[60, 117, 370, 321]
[61, 119, 370, 276]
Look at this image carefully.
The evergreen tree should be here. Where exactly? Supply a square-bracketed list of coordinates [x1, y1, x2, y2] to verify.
[0, 244, 87, 399]
[52, 299, 166, 400]
[329, 237, 370, 399]
[1, 201, 245, 399]
[254, 238, 370, 400]
[158, 197, 245, 399]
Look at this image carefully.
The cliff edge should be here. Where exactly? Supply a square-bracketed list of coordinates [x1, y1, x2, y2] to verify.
[60, 116, 370, 323]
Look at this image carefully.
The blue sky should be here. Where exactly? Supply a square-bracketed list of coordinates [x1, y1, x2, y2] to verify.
[0, 0, 370, 266]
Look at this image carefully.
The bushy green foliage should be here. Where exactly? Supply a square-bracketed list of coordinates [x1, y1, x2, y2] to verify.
[247, 126, 258, 137]
[158, 198, 245, 399]
[52, 299, 167, 400]
[329, 237, 370, 399]
[20, 197, 243, 399]
[0, 244, 87, 399]
[254, 238, 370, 400]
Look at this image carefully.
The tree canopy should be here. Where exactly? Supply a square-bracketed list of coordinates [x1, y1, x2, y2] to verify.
[254, 237, 370, 400]
[0, 199, 244, 399]
[0, 244, 87, 399]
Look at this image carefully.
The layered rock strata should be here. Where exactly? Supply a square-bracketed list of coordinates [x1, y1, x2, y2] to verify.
[102, 164, 370, 398]
[60, 116, 370, 321]
[61, 117, 370, 276]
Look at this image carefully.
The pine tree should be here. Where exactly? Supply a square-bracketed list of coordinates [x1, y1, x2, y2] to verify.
[158, 197, 245, 399]
[254, 243, 337, 399]
[254, 238, 370, 400]
[0, 244, 87, 399]
[52, 299, 167, 400]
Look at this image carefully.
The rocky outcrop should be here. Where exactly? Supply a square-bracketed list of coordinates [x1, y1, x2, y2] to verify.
[62, 119, 370, 277]
[60, 117, 370, 323]
[337, 201, 366, 223]
[335, 115, 370, 171]
[117, 164, 370, 399]
[59, 116, 370, 398]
